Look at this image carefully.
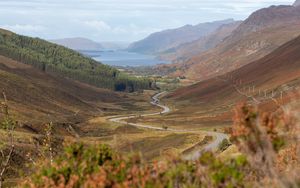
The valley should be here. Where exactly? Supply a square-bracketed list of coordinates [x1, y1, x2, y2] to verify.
[0, 0, 300, 187]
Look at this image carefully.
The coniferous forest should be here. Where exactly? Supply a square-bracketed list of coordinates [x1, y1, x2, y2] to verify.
[0, 29, 153, 92]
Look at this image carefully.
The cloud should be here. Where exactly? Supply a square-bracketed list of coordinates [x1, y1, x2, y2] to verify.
[80, 20, 160, 41]
[0, 0, 295, 41]
[83, 20, 111, 31]
[0, 24, 45, 33]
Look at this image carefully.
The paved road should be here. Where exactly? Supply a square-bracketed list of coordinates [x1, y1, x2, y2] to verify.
[109, 91, 229, 160]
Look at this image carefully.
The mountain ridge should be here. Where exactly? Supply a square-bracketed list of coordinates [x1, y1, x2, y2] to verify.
[51, 38, 129, 51]
[50, 37, 103, 51]
[294, 0, 300, 6]
[158, 21, 242, 63]
[230, 5, 300, 39]
[127, 19, 235, 55]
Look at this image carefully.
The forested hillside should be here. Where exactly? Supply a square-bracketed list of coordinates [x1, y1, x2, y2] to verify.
[0, 29, 152, 92]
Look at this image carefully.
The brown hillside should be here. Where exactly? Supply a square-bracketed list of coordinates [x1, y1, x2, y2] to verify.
[0, 55, 138, 127]
[170, 35, 300, 101]
[159, 35, 300, 129]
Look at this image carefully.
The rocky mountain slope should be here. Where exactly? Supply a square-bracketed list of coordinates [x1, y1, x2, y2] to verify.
[127, 19, 235, 55]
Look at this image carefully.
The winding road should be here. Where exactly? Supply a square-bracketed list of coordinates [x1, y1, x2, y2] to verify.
[109, 91, 229, 161]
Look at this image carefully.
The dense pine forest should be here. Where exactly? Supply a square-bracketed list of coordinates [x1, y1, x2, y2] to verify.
[0, 29, 153, 92]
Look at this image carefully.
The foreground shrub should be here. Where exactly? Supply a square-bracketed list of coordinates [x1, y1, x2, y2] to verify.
[230, 103, 300, 187]
[23, 143, 248, 188]
[26, 143, 113, 187]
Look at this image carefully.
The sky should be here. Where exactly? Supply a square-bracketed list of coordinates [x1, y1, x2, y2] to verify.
[0, 0, 295, 42]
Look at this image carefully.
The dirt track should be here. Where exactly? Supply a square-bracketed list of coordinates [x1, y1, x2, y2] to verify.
[109, 91, 229, 160]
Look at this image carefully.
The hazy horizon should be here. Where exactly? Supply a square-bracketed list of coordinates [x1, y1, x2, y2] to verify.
[0, 0, 295, 42]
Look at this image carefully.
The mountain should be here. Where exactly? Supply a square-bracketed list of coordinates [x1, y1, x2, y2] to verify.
[294, 0, 300, 6]
[166, 34, 300, 127]
[159, 21, 242, 63]
[127, 19, 235, 55]
[160, 4, 300, 81]
[51, 38, 128, 51]
[0, 29, 152, 92]
[230, 5, 300, 38]
[171, 34, 300, 100]
[50, 37, 103, 51]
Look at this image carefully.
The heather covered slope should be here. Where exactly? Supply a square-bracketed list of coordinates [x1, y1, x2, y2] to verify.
[0, 53, 163, 141]
[0, 29, 152, 92]
[170, 34, 300, 101]
[0, 55, 122, 125]
[127, 19, 234, 55]
[159, 5, 300, 81]
[147, 34, 300, 129]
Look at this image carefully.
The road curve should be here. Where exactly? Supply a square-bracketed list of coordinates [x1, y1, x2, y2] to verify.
[109, 91, 229, 160]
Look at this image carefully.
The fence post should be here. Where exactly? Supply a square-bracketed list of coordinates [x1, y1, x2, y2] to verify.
[264, 90, 267, 98]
